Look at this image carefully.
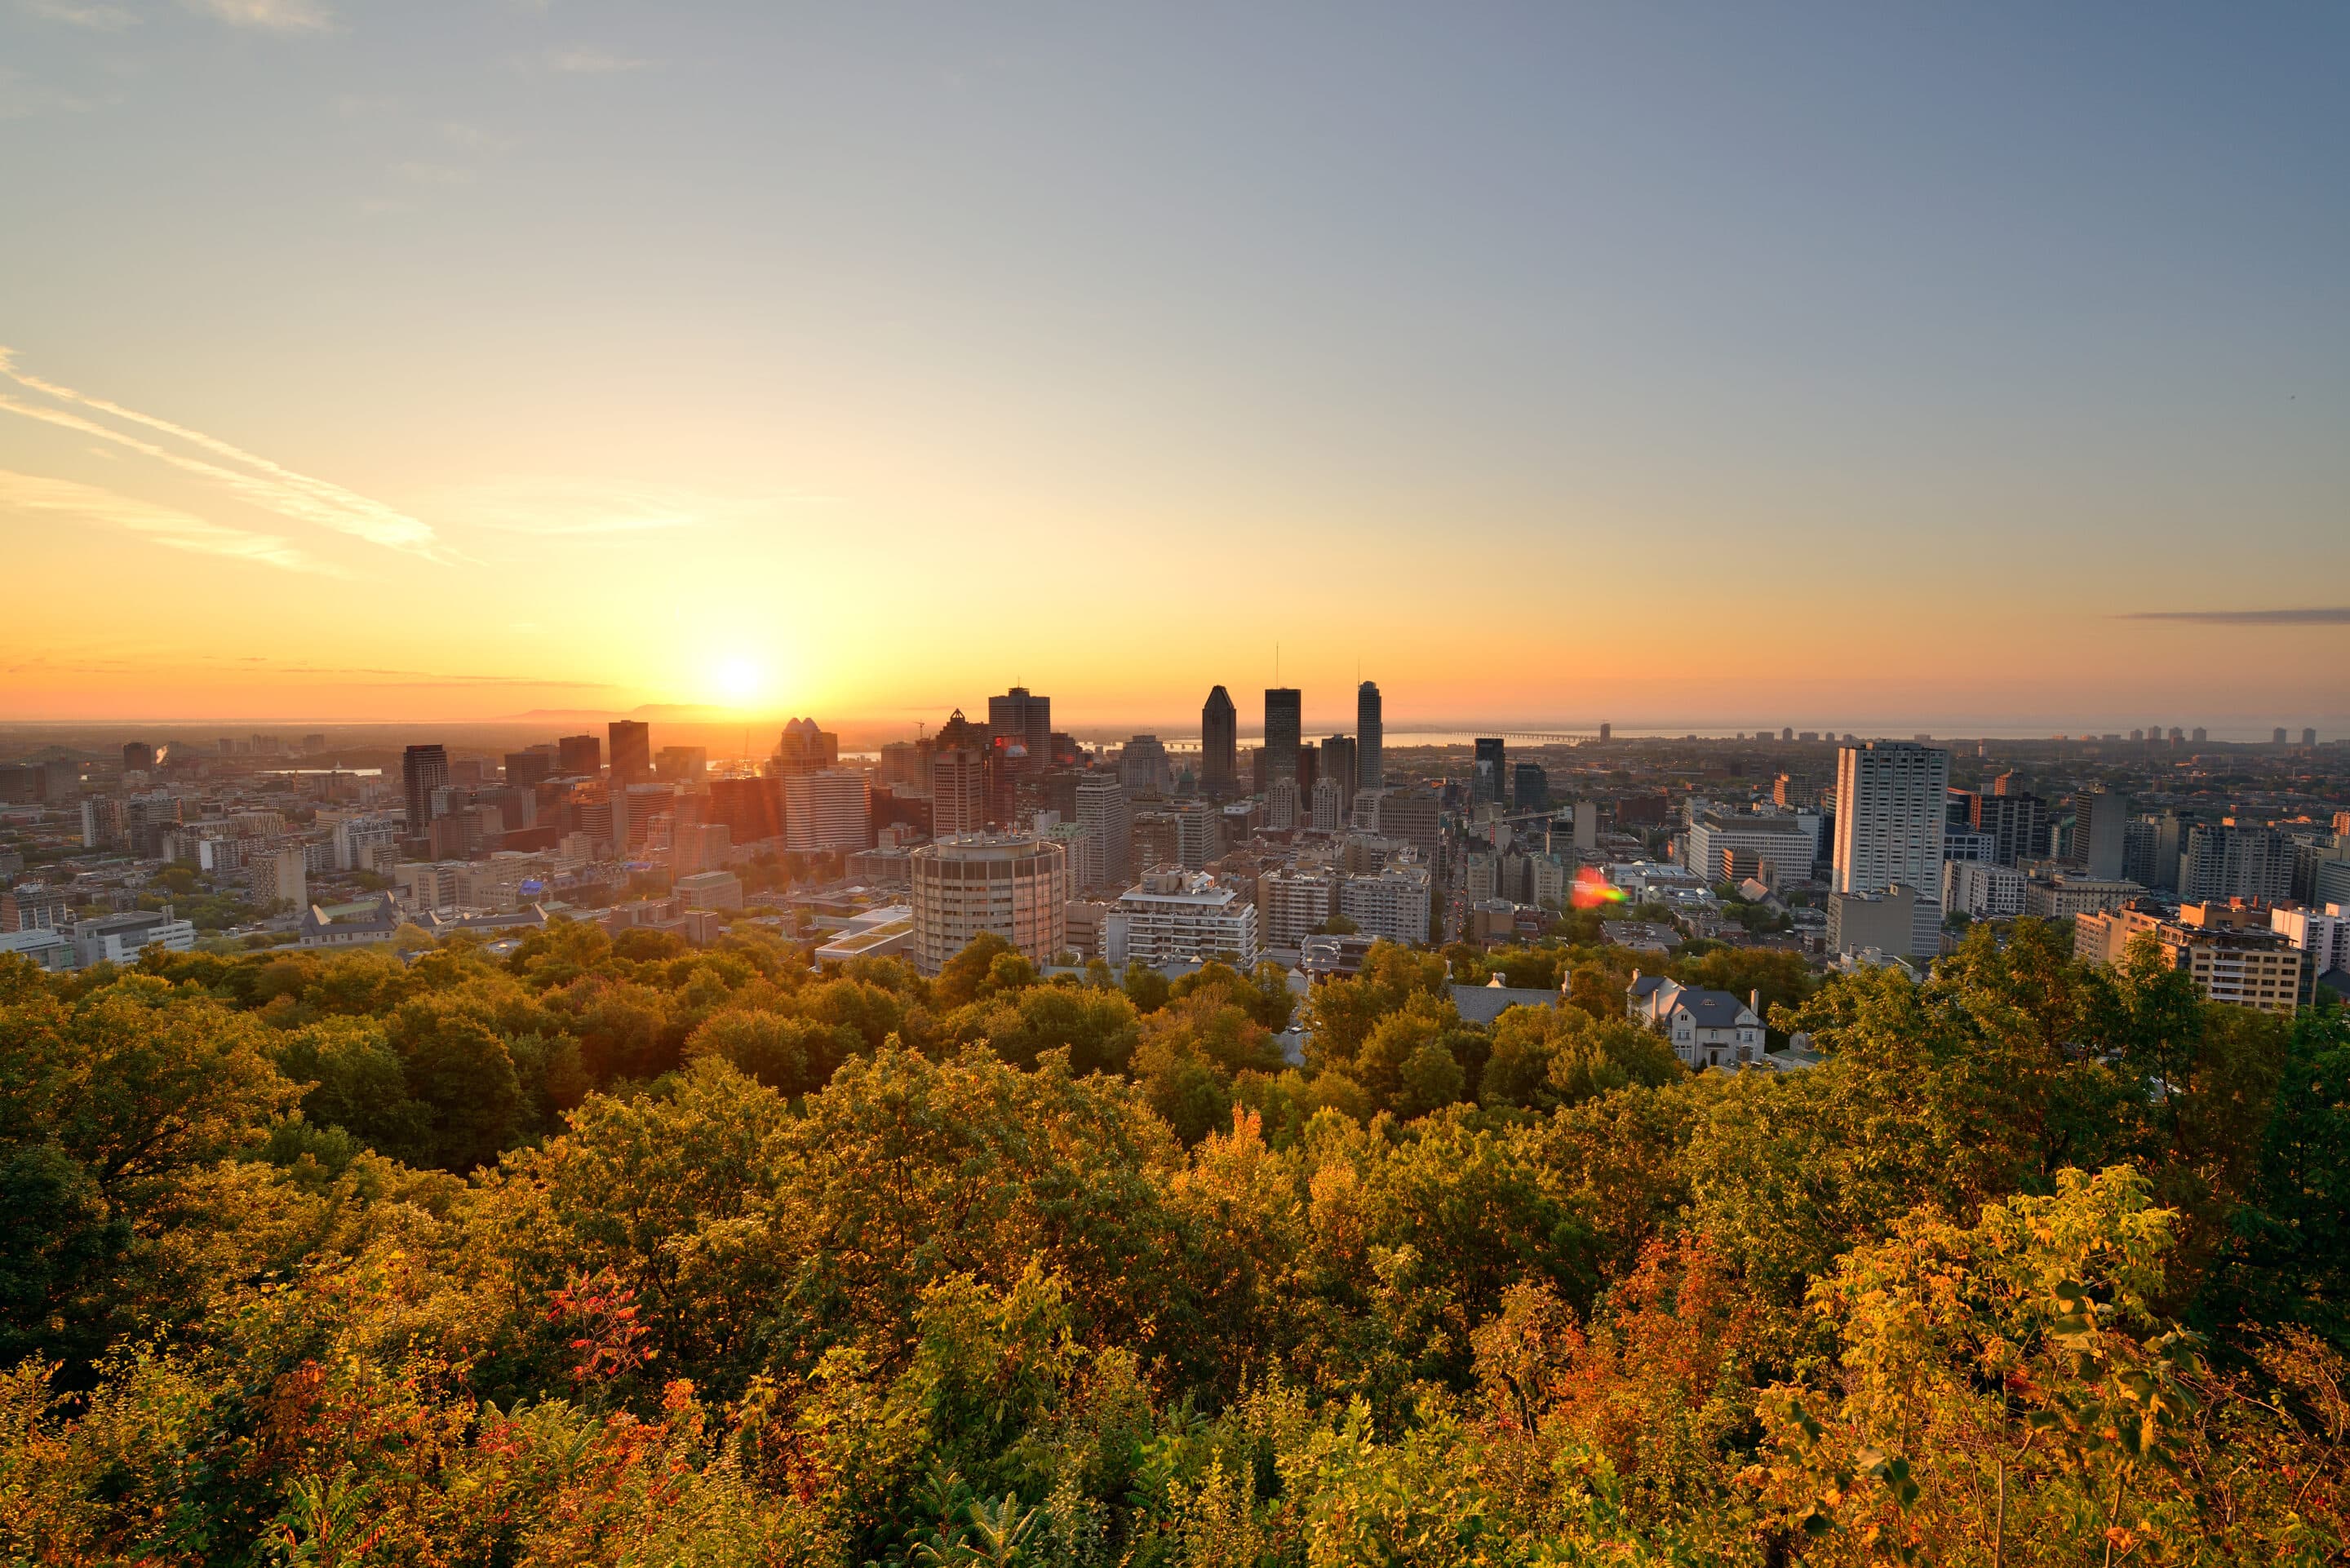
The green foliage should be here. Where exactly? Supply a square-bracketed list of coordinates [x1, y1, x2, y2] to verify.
[1, 919, 2343, 1563]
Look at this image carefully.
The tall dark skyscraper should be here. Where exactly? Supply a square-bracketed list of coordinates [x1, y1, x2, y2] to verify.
[1356, 681, 1383, 793]
[608, 720, 652, 785]
[1474, 737, 1506, 805]
[558, 733, 601, 776]
[402, 743, 449, 835]
[987, 686, 1051, 776]
[1264, 687, 1302, 784]
[1201, 686, 1238, 797]
[1321, 735, 1357, 801]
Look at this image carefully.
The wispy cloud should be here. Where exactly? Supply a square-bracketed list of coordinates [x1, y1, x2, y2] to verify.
[20, 0, 138, 30]
[185, 0, 331, 32]
[0, 470, 344, 576]
[2120, 608, 2350, 627]
[545, 44, 649, 73]
[0, 348, 448, 560]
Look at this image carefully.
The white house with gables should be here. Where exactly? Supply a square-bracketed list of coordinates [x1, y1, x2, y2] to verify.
[1625, 971, 1767, 1070]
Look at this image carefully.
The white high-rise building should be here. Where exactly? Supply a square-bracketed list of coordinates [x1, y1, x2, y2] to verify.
[1075, 773, 1131, 892]
[908, 833, 1068, 974]
[1104, 868, 1258, 968]
[1833, 741, 1949, 959]
[1340, 863, 1431, 945]
[783, 769, 872, 853]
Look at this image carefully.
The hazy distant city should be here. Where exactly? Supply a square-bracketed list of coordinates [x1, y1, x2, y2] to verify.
[7, 688, 2344, 1022]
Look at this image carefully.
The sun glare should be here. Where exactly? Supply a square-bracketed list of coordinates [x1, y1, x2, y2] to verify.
[712, 656, 766, 707]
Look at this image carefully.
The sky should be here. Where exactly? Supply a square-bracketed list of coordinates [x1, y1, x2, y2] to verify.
[2, 2, 2346, 739]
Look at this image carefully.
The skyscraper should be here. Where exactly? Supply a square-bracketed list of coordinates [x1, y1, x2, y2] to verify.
[1202, 686, 1238, 798]
[1319, 735, 1357, 802]
[931, 746, 987, 837]
[401, 744, 450, 838]
[1076, 773, 1132, 891]
[1356, 681, 1383, 794]
[1474, 737, 1506, 805]
[2073, 789, 2131, 879]
[608, 720, 651, 785]
[1264, 688, 1301, 784]
[988, 687, 1051, 777]
[557, 733, 601, 776]
[122, 742, 154, 773]
[1833, 741, 1949, 958]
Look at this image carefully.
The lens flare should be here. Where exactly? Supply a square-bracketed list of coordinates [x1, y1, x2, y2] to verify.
[1568, 868, 1626, 910]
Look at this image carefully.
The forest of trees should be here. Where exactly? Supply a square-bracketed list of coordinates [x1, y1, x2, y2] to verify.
[0, 915, 2343, 1564]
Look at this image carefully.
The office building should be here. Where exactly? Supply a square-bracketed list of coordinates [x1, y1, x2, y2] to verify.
[776, 717, 840, 775]
[2179, 822, 2295, 903]
[1075, 773, 1132, 891]
[1266, 777, 1301, 831]
[1833, 742, 1949, 958]
[931, 747, 988, 838]
[1474, 737, 1506, 805]
[1377, 784, 1444, 862]
[707, 777, 784, 844]
[1120, 735, 1170, 799]
[1511, 762, 1549, 813]
[782, 769, 872, 853]
[2024, 875, 2144, 921]
[1341, 863, 1432, 945]
[608, 720, 652, 786]
[505, 748, 556, 790]
[1310, 775, 1348, 831]
[2074, 789, 2130, 879]
[1104, 869, 1259, 968]
[1319, 735, 1358, 805]
[1357, 681, 1383, 793]
[987, 687, 1052, 777]
[1131, 808, 1182, 871]
[1688, 808, 1820, 889]
[1263, 688, 1302, 784]
[654, 745, 707, 784]
[72, 910, 195, 968]
[1163, 800, 1215, 870]
[122, 742, 153, 773]
[1202, 686, 1239, 797]
[674, 870, 744, 911]
[908, 833, 1068, 974]
[556, 734, 601, 777]
[1963, 791, 2046, 867]
[1944, 859, 2027, 920]
[401, 744, 450, 838]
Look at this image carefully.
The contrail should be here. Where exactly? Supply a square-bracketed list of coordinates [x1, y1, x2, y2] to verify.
[0, 348, 446, 560]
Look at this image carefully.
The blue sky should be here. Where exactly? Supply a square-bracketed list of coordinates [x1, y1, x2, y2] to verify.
[2, 3, 2345, 731]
